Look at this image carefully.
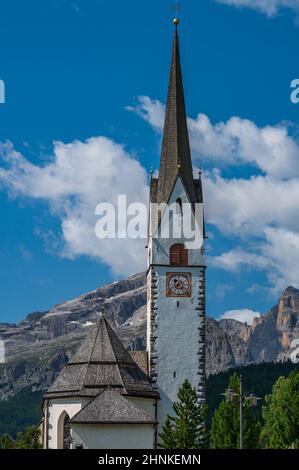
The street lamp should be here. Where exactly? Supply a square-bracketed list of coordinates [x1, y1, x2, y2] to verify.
[222, 375, 261, 449]
[224, 388, 235, 403]
[247, 392, 260, 408]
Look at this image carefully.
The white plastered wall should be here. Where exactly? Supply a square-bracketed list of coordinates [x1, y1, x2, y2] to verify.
[149, 177, 204, 267]
[72, 424, 155, 449]
[128, 397, 156, 419]
[44, 396, 156, 449]
[45, 397, 90, 449]
[154, 266, 202, 428]
[147, 176, 205, 431]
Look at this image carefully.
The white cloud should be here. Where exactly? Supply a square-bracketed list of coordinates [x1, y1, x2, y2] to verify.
[220, 308, 261, 325]
[259, 227, 299, 293]
[129, 96, 299, 294]
[126, 96, 165, 132]
[215, 0, 299, 17]
[0, 138, 148, 276]
[209, 248, 269, 273]
[216, 283, 234, 300]
[129, 96, 299, 178]
[204, 172, 299, 235]
[191, 116, 299, 179]
[210, 227, 299, 294]
[2, 96, 299, 292]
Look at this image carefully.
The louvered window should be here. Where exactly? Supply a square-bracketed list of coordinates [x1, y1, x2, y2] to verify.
[170, 244, 188, 266]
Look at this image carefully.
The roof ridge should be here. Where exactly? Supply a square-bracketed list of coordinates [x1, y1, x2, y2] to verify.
[70, 387, 156, 425]
[101, 317, 118, 363]
[79, 324, 98, 394]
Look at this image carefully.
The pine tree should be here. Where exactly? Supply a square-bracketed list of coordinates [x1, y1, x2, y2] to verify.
[261, 371, 299, 449]
[159, 417, 176, 449]
[14, 425, 42, 449]
[0, 434, 15, 449]
[159, 379, 208, 449]
[211, 373, 261, 449]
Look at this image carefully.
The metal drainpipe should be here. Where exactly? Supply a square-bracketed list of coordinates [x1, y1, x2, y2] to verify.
[239, 375, 243, 450]
[154, 398, 158, 449]
[45, 399, 49, 449]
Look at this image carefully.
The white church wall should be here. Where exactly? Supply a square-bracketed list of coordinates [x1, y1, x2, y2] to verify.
[147, 176, 205, 354]
[154, 265, 202, 430]
[46, 397, 90, 449]
[147, 175, 205, 432]
[150, 178, 204, 267]
[71, 424, 155, 449]
[146, 269, 152, 354]
[128, 397, 156, 419]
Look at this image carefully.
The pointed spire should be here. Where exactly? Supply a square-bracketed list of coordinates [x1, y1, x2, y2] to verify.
[98, 305, 105, 318]
[156, 21, 198, 206]
[45, 315, 158, 399]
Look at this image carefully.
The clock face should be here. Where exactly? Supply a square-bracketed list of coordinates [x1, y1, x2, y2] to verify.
[166, 272, 191, 297]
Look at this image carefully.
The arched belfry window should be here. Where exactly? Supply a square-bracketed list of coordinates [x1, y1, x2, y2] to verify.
[176, 198, 183, 216]
[57, 411, 71, 449]
[170, 244, 188, 266]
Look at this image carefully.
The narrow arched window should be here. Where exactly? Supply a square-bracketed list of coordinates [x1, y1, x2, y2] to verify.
[63, 413, 71, 449]
[170, 244, 188, 266]
[57, 411, 71, 449]
[176, 198, 183, 216]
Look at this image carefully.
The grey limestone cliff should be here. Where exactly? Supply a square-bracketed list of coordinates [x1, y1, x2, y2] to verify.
[1, 275, 299, 400]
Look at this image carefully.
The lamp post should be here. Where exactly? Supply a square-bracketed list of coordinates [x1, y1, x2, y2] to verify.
[239, 375, 243, 450]
[223, 374, 261, 449]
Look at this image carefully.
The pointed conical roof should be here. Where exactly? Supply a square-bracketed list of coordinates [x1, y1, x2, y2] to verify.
[154, 24, 199, 206]
[69, 314, 133, 364]
[45, 316, 157, 399]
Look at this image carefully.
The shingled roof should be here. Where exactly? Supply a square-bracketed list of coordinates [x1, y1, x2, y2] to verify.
[70, 387, 156, 425]
[44, 316, 158, 399]
[153, 24, 202, 207]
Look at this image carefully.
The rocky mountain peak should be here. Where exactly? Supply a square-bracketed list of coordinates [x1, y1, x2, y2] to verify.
[274, 286, 299, 352]
[1, 276, 299, 400]
[282, 285, 299, 295]
[279, 286, 299, 313]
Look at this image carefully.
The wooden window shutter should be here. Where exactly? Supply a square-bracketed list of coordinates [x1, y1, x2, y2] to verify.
[181, 246, 188, 266]
[170, 244, 180, 265]
[170, 244, 188, 266]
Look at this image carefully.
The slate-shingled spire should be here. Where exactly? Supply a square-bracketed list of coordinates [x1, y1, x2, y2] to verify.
[45, 315, 157, 399]
[155, 21, 198, 206]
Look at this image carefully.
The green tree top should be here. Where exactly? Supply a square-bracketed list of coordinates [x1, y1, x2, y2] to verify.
[0, 434, 15, 449]
[0, 425, 42, 449]
[159, 379, 208, 449]
[211, 373, 261, 449]
[261, 371, 299, 449]
[15, 425, 42, 449]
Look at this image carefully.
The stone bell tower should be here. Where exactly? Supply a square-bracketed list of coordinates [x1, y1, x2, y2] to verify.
[146, 18, 206, 434]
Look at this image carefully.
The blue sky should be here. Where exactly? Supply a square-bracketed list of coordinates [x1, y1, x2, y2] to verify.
[1, 0, 299, 324]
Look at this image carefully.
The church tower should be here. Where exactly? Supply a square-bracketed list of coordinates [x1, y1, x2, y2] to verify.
[146, 19, 206, 433]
